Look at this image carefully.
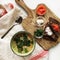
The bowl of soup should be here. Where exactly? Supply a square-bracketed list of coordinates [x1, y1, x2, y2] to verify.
[10, 31, 35, 56]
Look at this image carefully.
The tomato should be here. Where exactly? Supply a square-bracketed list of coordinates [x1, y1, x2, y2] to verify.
[8, 3, 14, 9]
[36, 4, 46, 15]
[51, 24, 60, 32]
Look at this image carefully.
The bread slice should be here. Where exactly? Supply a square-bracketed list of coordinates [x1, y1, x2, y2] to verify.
[49, 17, 60, 36]
[43, 23, 58, 42]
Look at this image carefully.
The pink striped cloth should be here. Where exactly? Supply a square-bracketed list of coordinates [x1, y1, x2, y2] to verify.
[30, 50, 48, 60]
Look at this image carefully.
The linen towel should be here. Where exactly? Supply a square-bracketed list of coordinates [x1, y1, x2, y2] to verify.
[0, 3, 48, 60]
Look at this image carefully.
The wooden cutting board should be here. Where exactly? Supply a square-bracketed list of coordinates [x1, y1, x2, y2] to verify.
[15, 0, 60, 50]
[22, 4, 60, 50]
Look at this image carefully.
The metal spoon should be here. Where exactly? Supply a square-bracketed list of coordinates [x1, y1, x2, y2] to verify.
[1, 16, 23, 39]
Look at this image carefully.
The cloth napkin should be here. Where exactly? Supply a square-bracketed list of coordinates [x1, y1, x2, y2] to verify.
[0, 7, 20, 37]
[0, 4, 48, 60]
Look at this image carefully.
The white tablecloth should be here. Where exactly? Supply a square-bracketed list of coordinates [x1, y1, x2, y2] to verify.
[0, 0, 60, 60]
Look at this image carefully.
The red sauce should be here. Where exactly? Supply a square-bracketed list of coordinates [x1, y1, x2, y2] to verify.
[36, 4, 46, 16]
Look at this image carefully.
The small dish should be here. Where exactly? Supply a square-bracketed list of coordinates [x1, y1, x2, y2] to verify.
[34, 29, 44, 39]
[10, 31, 35, 56]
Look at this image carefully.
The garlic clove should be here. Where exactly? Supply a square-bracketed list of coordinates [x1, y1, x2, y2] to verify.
[45, 27, 53, 36]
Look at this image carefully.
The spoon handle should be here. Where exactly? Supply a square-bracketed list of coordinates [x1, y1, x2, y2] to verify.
[1, 24, 16, 39]
[1, 16, 23, 39]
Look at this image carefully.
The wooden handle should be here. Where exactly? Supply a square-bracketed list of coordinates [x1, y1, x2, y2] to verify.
[1, 25, 16, 39]
[0, 5, 5, 9]
[15, 0, 33, 17]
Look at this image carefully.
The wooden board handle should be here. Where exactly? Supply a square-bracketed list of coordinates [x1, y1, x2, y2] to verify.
[15, 0, 33, 17]
[0, 5, 5, 9]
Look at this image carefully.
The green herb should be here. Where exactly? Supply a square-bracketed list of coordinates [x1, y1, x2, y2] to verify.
[14, 36, 20, 43]
[23, 33, 28, 40]
[24, 48, 28, 53]
[14, 33, 33, 53]
[17, 40, 24, 48]
[18, 48, 23, 53]
[34, 29, 43, 37]
[23, 34, 31, 46]
[26, 40, 30, 46]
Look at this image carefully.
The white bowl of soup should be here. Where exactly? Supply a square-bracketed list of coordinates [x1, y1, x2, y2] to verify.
[10, 31, 35, 56]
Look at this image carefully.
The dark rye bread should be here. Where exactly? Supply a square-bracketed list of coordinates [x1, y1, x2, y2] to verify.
[49, 17, 60, 36]
[49, 17, 60, 24]
[43, 23, 58, 42]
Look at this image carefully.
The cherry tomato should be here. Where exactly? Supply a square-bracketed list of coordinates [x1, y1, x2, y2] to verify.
[36, 4, 46, 15]
[8, 3, 14, 9]
[52, 24, 60, 32]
